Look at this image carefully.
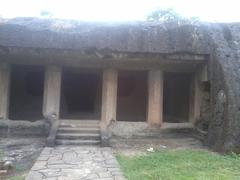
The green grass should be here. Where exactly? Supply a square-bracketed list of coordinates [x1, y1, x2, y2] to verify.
[116, 150, 240, 180]
[7, 175, 25, 180]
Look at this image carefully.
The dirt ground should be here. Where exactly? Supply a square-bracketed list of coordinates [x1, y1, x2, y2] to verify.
[0, 132, 207, 179]
[0, 137, 45, 179]
[111, 134, 208, 156]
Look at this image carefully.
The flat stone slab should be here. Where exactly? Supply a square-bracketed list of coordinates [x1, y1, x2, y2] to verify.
[26, 146, 125, 180]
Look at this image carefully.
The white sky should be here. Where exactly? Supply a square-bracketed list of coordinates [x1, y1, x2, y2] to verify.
[0, 0, 239, 22]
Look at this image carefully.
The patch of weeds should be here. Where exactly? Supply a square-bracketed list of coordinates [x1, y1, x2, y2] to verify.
[228, 152, 240, 159]
[6, 174, 26, 180]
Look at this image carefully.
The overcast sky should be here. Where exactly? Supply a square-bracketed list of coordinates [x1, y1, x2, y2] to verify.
[0, 0, 239, 22]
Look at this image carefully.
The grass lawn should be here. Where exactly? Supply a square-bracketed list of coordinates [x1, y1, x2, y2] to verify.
[6, 175, 26, 180]
[116, 149, 240, 180]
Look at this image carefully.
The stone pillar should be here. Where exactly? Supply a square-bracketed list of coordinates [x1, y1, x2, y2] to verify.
[100, 69, 118, 146]
[101, 69, 118, 129]
[189, 71, 201, 123]
[43, 65, 62, 119]
[0, 63, 10, 119]
[147, 70, 163, 126]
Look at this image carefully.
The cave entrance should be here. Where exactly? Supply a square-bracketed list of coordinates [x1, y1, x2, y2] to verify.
[60, 68, 102, 120]
[117, 70, 147, 121]
[163, 72, 192, 123]
[9, 64, 44, 121]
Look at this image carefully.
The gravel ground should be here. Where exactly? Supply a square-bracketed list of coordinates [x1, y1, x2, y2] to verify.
[111, 134, 208, 156]
[0, 137, 46, 178]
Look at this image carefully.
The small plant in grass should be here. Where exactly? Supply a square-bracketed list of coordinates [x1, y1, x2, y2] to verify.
[229, 152, 240, 159]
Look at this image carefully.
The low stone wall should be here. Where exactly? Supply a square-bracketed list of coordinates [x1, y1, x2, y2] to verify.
[0, 119, 48, 137]
[108, 121, 196, 139]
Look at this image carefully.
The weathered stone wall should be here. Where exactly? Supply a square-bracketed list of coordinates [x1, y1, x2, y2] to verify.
[206, 24, 240, 153]
[0, 18, 209, 54]
[108, 121, 195, 140]
[0, 119, 48, 137]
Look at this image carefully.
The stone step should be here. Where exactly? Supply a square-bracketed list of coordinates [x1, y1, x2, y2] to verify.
[57, 120, 101, 146]
[56, 133, 100, 140]
[56, 139, 100, 146]
[59, 123, 99, 128]
[58, 127, 100, 134]
[60, 120, 100, 124]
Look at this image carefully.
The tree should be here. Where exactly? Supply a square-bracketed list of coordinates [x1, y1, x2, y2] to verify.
[40, 10, 53, 18]
[147, 8, 199, 24]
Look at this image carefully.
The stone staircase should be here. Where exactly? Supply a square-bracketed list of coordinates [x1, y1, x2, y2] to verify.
[56, 120, 101, 146]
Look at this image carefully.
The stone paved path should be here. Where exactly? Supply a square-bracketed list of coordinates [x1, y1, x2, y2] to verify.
[26, 147, 125, 180]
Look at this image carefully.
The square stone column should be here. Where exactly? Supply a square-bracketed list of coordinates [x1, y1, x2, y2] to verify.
[147, 70, 163, 126]
[0, 63, 10, 119]
[189, 71, 201, 123]
[101, 69, 118, 129]
[43, 65, 62, 119]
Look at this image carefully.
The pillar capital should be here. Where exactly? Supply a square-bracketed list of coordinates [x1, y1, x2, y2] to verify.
[48, 65, 62, 73]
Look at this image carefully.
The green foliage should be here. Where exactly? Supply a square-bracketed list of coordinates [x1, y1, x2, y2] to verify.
[40, 10, 53, 18]
[117, 149, 240, 180]
[229, 152, 240, 159]
[147, 8, 180, 22]
[147, 8, 199, 24]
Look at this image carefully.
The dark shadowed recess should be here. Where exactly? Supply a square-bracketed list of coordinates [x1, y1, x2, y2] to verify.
[163, 72, 192, 123]
[60, 68, 102, 120]
[9, 64, 44, 121]
[117, 70, 148, 122]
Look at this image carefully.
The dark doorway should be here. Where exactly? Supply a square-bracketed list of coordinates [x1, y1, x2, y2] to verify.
[117, 70, 147, 121]
[9, 65, 44, 120]
[60, 68, 102, 119]
[163, 72, 192, 123]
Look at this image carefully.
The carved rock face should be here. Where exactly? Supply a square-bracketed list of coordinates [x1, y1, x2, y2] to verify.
[217, 90, 226, 104]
